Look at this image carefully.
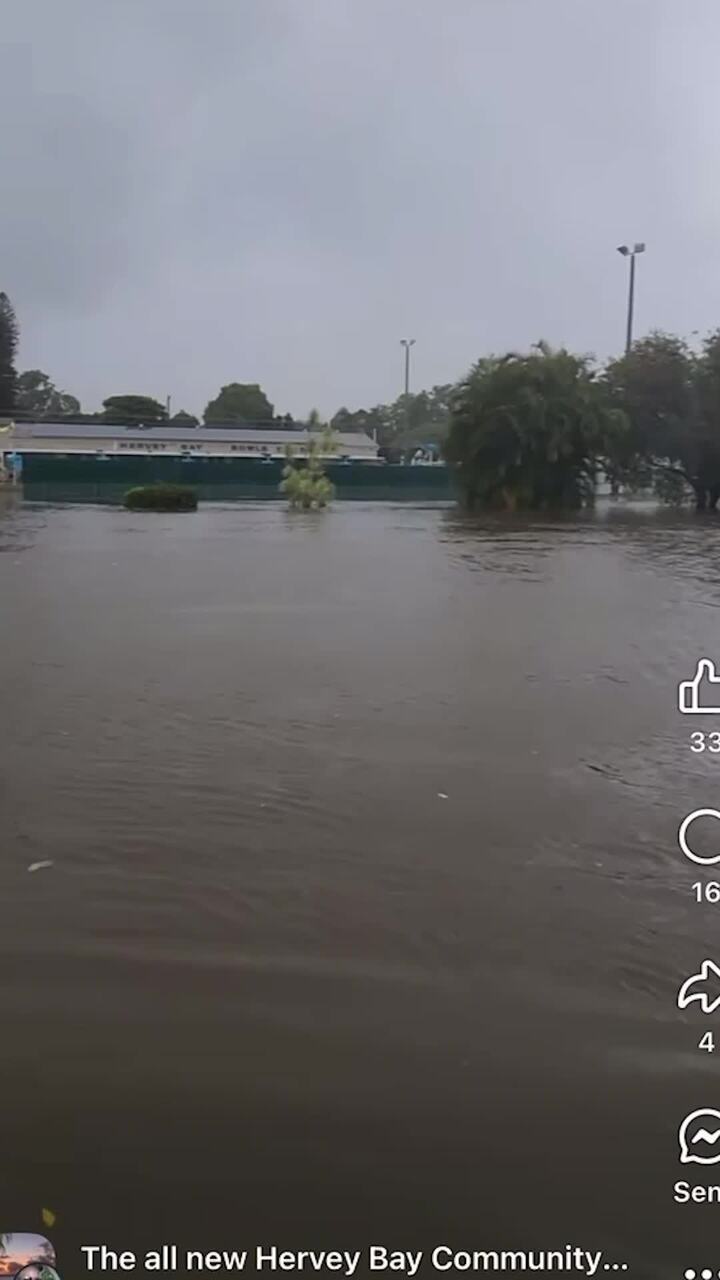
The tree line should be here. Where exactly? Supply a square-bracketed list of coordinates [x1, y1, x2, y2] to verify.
[446, 333, 720, 511]
[5, 285, 720, 508]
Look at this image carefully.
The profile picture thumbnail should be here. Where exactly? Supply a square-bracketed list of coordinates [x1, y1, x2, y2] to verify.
[0, 1234, 57, 1278]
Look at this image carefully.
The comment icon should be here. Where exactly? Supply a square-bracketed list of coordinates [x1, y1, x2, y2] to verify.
[678, 810, 720, 866]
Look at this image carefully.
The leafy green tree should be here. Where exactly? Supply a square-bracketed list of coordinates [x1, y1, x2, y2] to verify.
[102, 395, 167, 423]
[445, 342, 626, 510]
[203, 383, 274, 423]
[0, 292, 18, 413]
[330, 406, 360, 432]
[693, 329, 720, 508]
[385, 384, 454, 449]
[362, 405, 392, 441]
[604, 331, 720, 509]
[170, 409, 199, 426]
[333, 386, 453, 452]
[16, 369, 80, 417]
[330, 405, 385, 437]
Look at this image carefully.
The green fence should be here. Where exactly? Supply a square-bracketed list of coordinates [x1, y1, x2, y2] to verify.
[19, 454, 456, 503]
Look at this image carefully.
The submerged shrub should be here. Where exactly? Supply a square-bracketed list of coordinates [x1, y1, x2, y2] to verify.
[123, 484, 198, 511]
[279, 465, 334, 509]
[280, 426, 335, 510]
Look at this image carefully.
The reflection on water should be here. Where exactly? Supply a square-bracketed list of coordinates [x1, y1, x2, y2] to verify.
[2, 499, 720, 1276]
[20, 480, 454, 505]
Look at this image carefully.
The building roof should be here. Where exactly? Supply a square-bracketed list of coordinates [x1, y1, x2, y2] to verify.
[8, 422, 375, 450]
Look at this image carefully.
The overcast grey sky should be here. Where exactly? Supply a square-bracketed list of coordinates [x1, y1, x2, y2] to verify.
[0, 0, 717, 417]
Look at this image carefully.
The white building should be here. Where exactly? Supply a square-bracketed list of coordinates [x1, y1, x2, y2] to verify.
[3, 422, 379, 461]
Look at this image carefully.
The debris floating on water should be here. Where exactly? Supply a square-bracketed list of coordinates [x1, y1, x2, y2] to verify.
[437, 792, 449, 800]
[27, 860, 54, 873]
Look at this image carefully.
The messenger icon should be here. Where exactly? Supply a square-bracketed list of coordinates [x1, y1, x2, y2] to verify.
[679, 659, 720, 714]
[679, 1109, 720, 1164]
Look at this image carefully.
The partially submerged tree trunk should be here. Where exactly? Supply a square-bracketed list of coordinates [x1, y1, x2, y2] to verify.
[694, 484, 709, 512]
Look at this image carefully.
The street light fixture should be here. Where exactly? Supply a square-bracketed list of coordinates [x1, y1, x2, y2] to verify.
[617, 242, 646, 355]
[400, 338, 416, 398]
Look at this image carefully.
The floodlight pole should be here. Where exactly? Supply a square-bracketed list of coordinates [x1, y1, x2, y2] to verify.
[617, 243, 645, 355]
[400, 338, 415, 397]
[626, 253, 637, 355]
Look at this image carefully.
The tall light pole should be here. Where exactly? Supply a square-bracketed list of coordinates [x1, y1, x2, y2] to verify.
[617, 243, 645, 355]
[400, 338, 416, 397]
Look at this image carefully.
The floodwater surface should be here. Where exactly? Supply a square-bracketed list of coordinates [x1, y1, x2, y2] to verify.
[1, 496, 719, 1278]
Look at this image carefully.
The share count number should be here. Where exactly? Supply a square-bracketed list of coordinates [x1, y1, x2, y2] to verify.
[699, 1032, 716, 1053]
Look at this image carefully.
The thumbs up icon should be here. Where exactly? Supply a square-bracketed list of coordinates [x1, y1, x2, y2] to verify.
[679, 659, 720, 714]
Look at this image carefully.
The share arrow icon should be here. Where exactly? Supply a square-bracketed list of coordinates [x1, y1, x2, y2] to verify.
[678, 960, 720, 1014]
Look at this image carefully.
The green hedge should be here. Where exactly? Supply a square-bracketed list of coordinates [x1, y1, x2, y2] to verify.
[123, 484, 198, 511]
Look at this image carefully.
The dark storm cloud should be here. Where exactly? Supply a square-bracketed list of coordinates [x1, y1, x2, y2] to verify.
[1, 0, 718, 416]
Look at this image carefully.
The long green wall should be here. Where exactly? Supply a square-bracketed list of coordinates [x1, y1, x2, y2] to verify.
[19, 453, 455, 502]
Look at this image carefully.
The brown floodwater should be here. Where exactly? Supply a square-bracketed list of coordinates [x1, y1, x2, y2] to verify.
[2, 494, 720, 1278]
